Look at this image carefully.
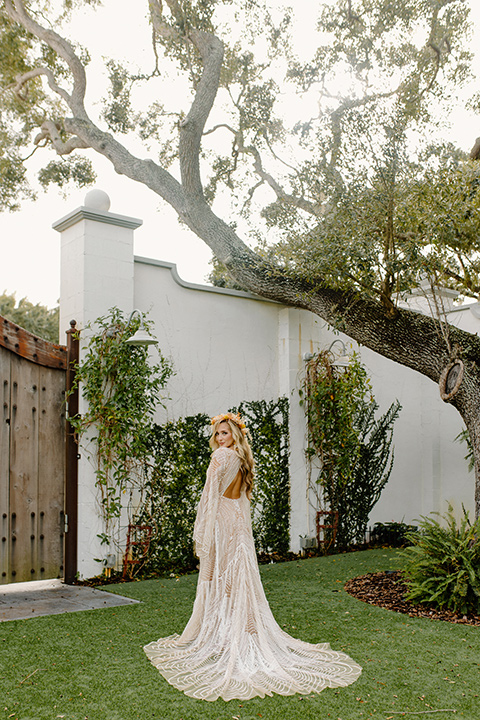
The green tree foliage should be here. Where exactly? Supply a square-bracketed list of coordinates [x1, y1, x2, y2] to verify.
[402, 505, 480, 615]
[286, 147, 480, 314]
[0, 0, 476, 306]
[303, 351, 401, 547]
[0, 290, 59, 342]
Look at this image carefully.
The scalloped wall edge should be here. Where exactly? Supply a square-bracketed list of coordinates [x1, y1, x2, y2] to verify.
[134, 255, 280, 304]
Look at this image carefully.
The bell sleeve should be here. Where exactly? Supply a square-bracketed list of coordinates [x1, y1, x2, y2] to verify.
[193, 448, 228, 559]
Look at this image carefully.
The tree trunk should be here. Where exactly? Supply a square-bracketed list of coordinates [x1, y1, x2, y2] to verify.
[454, 383, 480, 521]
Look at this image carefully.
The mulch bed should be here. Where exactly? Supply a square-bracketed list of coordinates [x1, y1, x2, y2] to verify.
[344, 571, 480, 626]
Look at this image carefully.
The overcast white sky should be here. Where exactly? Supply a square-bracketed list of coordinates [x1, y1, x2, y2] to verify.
[1, 0, 479, 310]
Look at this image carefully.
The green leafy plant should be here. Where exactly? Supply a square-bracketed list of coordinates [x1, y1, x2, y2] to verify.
[69, 308, 173, 556]
[454, 428, 475, 472]
[233, 399, 290, 554]
[135, 414, 212, 576]
[401, 505, 480, 615]
[302, 350, 400, 548]
[135, 400, 291, 576]
[343, 398, 402, 545]
[370, 521, 417, 548]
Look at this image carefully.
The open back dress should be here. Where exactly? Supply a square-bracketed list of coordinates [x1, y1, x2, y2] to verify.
[144, 446, 361, 701]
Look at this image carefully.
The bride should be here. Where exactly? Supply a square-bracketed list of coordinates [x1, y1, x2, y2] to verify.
[144, 412, 361, 701]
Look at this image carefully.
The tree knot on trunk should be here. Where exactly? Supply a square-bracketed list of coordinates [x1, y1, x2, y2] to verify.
[439, 358, 464, 402]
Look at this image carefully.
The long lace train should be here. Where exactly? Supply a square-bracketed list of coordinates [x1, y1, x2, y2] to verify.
[144, 468, 361, 701]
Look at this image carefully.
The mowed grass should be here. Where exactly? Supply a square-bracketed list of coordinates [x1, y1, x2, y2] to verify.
[1, 549, 479, 720]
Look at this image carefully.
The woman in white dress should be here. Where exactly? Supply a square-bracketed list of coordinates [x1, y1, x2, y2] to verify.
[144, 412, 361, 701]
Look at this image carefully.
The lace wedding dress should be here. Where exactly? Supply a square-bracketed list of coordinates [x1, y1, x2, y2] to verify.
[144, 447, 361, 701]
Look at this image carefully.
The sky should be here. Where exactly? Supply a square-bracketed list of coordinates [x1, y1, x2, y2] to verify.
[0, 0, 479, 310]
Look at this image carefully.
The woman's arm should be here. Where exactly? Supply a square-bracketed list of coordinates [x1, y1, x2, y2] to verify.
[193, 449, 228, 558]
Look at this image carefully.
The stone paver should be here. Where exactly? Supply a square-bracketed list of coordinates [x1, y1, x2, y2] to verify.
[0, 578, 139, 622]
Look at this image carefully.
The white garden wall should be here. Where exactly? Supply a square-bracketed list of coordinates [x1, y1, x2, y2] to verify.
[55, 191, 478, 578]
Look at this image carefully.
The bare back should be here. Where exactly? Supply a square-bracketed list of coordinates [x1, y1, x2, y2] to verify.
[222, 470, 243, 499]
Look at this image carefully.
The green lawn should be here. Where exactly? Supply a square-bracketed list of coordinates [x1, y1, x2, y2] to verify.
[1, 549, 479, 720]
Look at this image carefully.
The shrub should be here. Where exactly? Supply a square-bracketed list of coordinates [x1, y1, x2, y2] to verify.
[401, 505, 480, 615]
[370, 521, 417, 547]
[135, 414, 211, 576]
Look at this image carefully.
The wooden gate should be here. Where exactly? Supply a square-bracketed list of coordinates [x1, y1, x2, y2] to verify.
[0, 316, 72, 584]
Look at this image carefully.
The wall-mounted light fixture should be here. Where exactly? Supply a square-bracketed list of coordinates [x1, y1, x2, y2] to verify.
[326, 339, 350, 367]
[303, 340, 351, 366]
[125, 309, 158, 347]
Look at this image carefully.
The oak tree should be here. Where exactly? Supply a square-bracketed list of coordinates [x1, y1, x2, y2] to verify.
[1, 0, 480, 514]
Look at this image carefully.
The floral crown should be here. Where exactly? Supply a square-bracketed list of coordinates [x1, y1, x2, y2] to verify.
[211, 412, 248, 435]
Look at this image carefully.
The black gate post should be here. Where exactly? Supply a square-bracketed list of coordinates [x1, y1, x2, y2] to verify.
[64, 320, 79, 584]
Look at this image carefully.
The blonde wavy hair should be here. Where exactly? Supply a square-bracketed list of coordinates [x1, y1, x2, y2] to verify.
[209, 415, 255, 498]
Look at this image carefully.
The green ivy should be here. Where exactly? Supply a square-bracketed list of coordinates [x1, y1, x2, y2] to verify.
[135, 399, 291, 576]
[232, 399, 290, 554]
[136, 414, 211, 575]
[69, 308, 173, 553]
[302, 351, 400, 548]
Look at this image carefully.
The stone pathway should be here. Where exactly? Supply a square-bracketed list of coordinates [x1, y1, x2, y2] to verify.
[0, 578, 139, 622]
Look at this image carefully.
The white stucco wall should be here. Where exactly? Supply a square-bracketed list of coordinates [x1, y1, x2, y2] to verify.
[56, 192, 479, 578]
[134, 257, 281, 419]
[357, 346, 473, 526]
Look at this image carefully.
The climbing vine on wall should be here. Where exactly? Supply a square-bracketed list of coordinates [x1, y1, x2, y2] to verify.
[69, 308, 173, 555]
[136, 414, 212, 574]
[302, 351, 400, 548]
[135, 399, 290, 575]
[232, 399, 290, 554]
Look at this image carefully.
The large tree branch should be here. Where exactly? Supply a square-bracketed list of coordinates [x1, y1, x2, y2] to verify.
[7, 67, 70, 104]
[226, 255, 480, 390]
[33, 120, 89, 154]
[4, 0, 87, 116]
[65, 116, 186, 212]
[150, 0, 224, 198]
[178, 28, 224, 196]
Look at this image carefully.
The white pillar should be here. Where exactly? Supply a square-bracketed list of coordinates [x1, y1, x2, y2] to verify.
[55, 189, 141, 332]
[54, 189, 142, 579]
[278, 308, 319, 552]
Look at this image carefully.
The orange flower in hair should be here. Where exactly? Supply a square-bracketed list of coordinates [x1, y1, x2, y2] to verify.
[211, 412, 248, 435]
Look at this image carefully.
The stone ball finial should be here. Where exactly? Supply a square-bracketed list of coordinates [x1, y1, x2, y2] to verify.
[84, 188, 111, 212]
